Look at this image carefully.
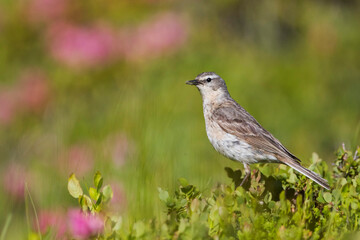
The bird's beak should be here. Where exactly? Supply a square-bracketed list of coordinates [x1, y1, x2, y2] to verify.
[186, 80, 201, 85]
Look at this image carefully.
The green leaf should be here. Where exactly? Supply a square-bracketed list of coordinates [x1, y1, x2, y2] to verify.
[311, 152, 320, 164]
[110, 216, 122, 232]
[89, 187, 99, 201]
[332, 189, 341, 202]
[351, 200, 358, 210]
[268, 201, 275, 209]
[102, 185, 113, 203]
[340, 178, 347, 186]
[158, 188, 169, 203]
[79, 195, 93, 211]
[264, 192, 272, 204]
[178, 219, 187, 233]
[190, 199, 200, 212]
[258, 164, 273, 178]
[224, 195, 234, 207]
[218, 206, 228, 218]
[133, 221, 145, 238]
[95, 192, 103, 206]
[354, 175, 360, 186]
[178, 178, 189, 187]
[317, 193, 325, 203]
[323, 192, 332, 203]
[68, 173, 83, 198]
[94, 171, 103, 191]
[287, 169, 298, 184]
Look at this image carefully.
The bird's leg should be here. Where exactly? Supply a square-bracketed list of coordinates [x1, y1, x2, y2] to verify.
[240, 163, 251, 187]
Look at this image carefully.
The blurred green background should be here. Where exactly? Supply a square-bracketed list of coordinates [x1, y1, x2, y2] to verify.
[0, 0, 359, 238]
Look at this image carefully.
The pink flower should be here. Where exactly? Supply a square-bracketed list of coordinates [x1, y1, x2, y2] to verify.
[109, 181, 127, 212]
[0, 89, 19, 125]
[37, 210, 67, 239]
[47, 22, 118, 69]
[27, 0, 68, 23]
[46, 12, 187, 68]
[122, 13, 188, 61]
[17, 70, 50, 113]
[68, 210, 103, 239]
[104, 134, 133, 167]
[112, 135, 129, 167]
[2, 162, 28, 200]
[59, 145, 94, 176]
[0, 69, 50, 125]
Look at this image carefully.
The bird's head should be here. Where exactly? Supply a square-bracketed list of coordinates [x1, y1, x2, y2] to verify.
[186, 72, 229, 102]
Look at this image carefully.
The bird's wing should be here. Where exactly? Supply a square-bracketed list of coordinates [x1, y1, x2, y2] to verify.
[212, 101, 300, 162]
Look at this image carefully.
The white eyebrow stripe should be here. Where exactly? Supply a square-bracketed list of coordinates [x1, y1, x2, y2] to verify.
[199, 74, 218, 80]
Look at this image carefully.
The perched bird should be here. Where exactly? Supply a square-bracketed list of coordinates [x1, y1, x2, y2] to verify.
[186, 72, 330, 190]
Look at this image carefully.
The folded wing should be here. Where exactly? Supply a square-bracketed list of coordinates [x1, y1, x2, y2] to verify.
[212, 101, 300, 163]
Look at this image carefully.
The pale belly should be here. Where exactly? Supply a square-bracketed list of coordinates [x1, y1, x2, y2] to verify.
[204, 118, 279, 164]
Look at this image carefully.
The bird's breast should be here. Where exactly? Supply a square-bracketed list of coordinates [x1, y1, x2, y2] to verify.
[203, 106, 278, 164]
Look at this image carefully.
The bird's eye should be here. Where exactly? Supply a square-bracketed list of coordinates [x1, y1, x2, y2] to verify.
[206, 78, 212, 82]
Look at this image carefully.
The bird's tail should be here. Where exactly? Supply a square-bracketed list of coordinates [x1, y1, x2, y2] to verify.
[281, 158, 330, 190]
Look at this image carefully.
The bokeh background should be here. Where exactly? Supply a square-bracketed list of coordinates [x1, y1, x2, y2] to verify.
[1, 0, 360, 238]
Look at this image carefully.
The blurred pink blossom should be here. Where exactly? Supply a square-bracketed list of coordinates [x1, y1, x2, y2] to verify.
[17, 70, 50, 113]
[27, 0, 68, 23]
[60, 145, 94, 176]
[0, 70, 50, 125]
[47, 22, 118, 69]
[37, 210, 67, 239]
[122, 13, 188, 61]
[105, 134, 133, 167]
[45, 12, 187, 68]
[2, 162, 28, 200]
[109, 181, 127, 212]
[0, 89, 19, 125]
[68, 210, 103, 239]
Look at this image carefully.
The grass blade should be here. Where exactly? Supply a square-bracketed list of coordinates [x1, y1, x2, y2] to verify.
[0, 214, 12, 240]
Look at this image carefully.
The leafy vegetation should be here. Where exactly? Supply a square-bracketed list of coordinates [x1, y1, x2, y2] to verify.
[68, 172, 113, 213]
[56, 144, 359, 239]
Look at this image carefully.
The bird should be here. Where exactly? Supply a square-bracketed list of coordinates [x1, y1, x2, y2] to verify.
[186, 72, 330, 190]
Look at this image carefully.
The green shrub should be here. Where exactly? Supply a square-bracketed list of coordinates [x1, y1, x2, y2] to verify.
[63, 145, 359, 239]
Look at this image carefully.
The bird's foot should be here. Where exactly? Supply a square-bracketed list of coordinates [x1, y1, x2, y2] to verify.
[240, 164, 251, 187]
[239, 171, 250, 187]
